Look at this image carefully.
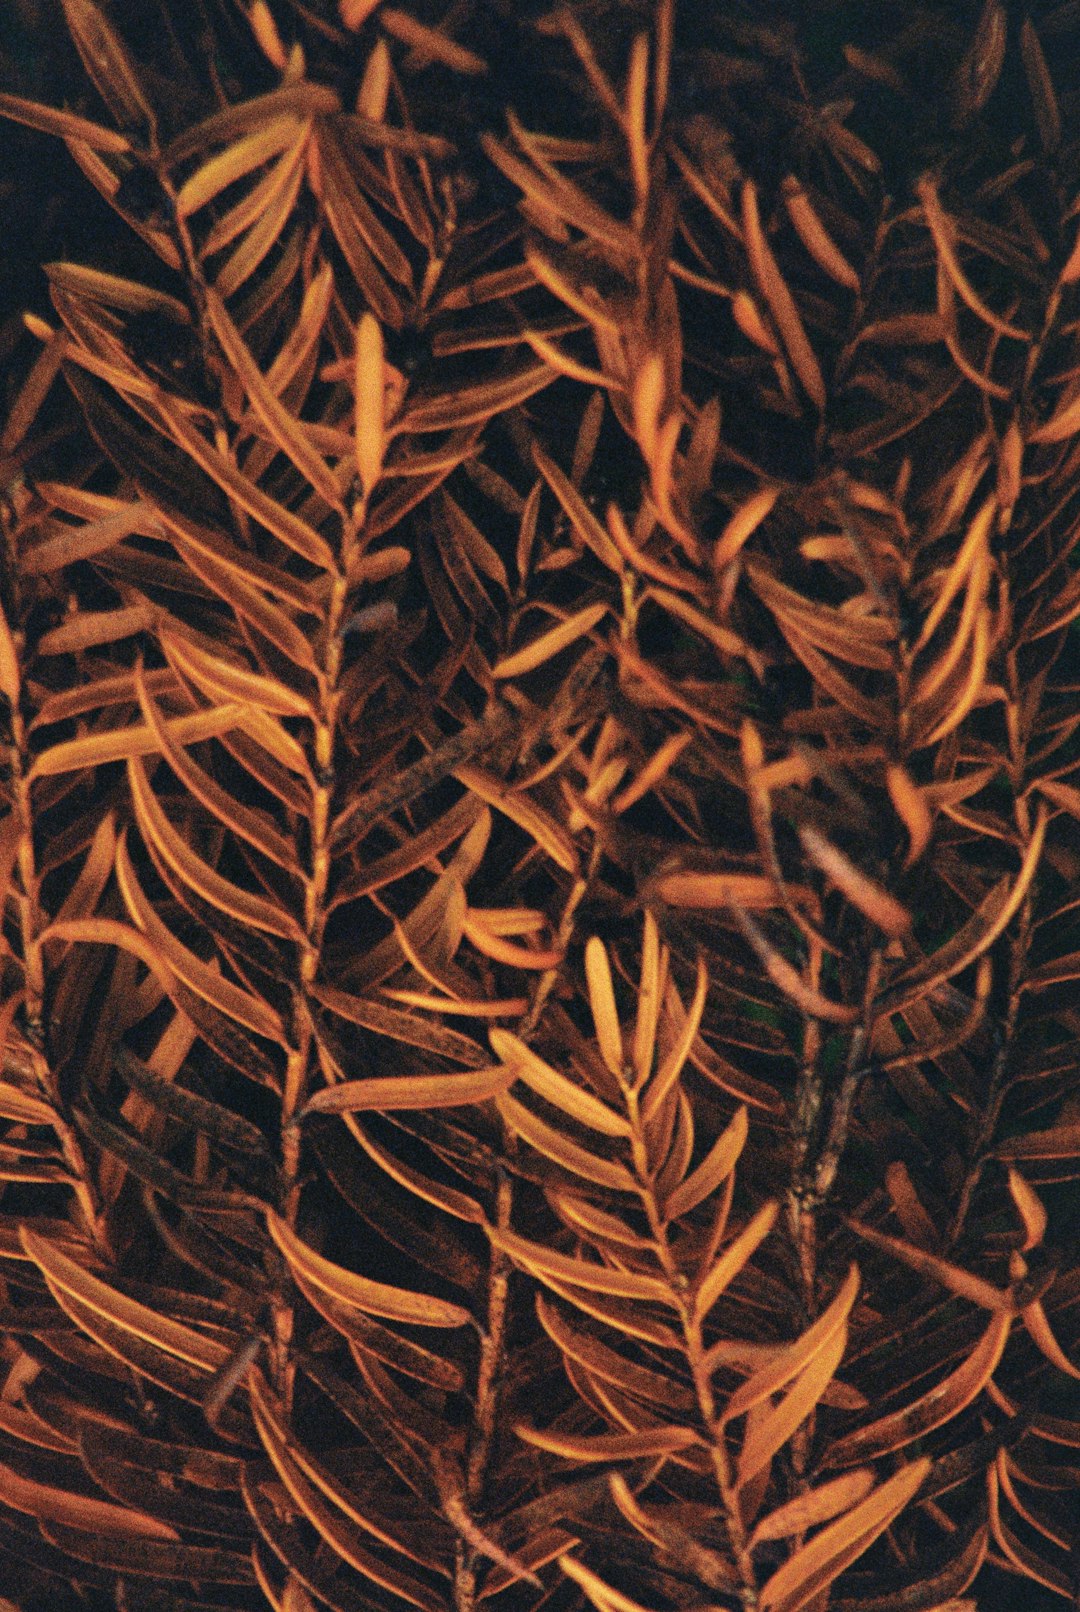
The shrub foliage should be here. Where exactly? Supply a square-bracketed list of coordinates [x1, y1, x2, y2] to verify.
[0, 1, 1079, 1608]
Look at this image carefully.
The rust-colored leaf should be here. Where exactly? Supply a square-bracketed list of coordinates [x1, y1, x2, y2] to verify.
[720, 1265, 860, 1416]
[19, 1229, 231, 1372]
[299, 1065, 513, 1118]
[665, 1105, 747, 1220]
[489, 1225, 674, 1305]
[491, 1028, 629, 1137]
[822, 1311, 1010, 1466]
[742, 179, 826, 408]
[694, 1201, 779, 1320]
[492, 603, 608, 680]
[749, 1470, 876, 1546]
[267, 1210, 471, 1328]
[114, 832, 285, 1040]
[127, 754, 303, 940]
[758, 1460, 930, 1612]
[798, 827, 910, 937]
[516, 1423, 698, 1462]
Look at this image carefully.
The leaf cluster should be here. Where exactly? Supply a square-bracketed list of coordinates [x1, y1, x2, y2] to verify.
[0, 2, 1079, 1610]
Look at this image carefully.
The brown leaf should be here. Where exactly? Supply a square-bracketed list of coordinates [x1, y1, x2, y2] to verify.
[493, 603, 608, 680]
[490, 1226, 674, 1305]
[492, 1027, 629, 1137]
[694, 1202, 779, 1320]
[822, 1311, 1010, 1466]
[664, 1105, 747, 1221]
[19, 1229, 231, 1372]
[515, 1423, 699, 1462]
[127, 755, 303, 941]
[114, 833, 284, 1041]
[0, 89, 131, 151]
[749, 1470, 876, 1546]
[177, 116, 304, 214]
[299, 1065, 514, 1118]
[758, 1459, 930, 1612]
[267, 1210, 471, 1328]
[720, 1265, 860, 1416]
[742, 179, 826, 409]
[250, 1378, 446, 1611]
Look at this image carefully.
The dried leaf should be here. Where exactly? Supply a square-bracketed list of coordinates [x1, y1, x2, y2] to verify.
[742, 179, 826, 409]
[798, 827, 910, 937]
[758, 1459, 930, 1612]
[694, 1202, 779, 1320]
[490, 1225, 674, 1305]
[127, 754, 303, 940]
[19, 1229, 231, 1371]
[298, 1066, 513, 1118]
[267, 1210, 471, 1327]
[664, 1105, 747, 1220]
[516, 1423, 698, 1462]
[354, 311, 386, 498]
[749, 1470, 876, 1546]
[720, 1265, 860, 1416]
[781, 177, 860, 289]
[491, 1027, 629, 1137]
[493, 603, 608, 679]
[822, 1312, 1010, 1466]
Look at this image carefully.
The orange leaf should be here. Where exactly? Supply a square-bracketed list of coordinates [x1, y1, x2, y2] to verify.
[713, 485, 780, 570]
[886, 763, 933, 866]
[354, 311, 385, 498]
[737, 1322, 848, 1487]
[585, 937, 624, 1079]
[644, 956, 707, 1122]
[205, 290, 339, 504]
[749, 1469, 875, 1546]
[997, 1122, 1080, 1159]
[0, 1459, 178, 1542]
[299, 1065, 513, 1117]
[454, 765, 579, 875]
[516, 1424, 698, 1462]
[19, 1228, 230, 1371]
[29, 702, 244, 779]
[822, 1311, 1010, 1467]
[742, 179, 826, 409]
[114, 833, 284, 1041]
[846, 1218, 1011, 1310]
[0, 89, 131, 151]
[127, 755, 303, 940]
[876, 805, 1045, 1015]
[1022, 1299, 1080, 1380]
[560, 1553, 659, 1612]
[916, 177, 1028, 342]
[489, 1226, 674, 1306]
[781, 177, 860, 290]
[160, 629, 315, 720]
[758, 1459, 930, 1612]
[249, 1379, 445, 1612]
[492, 603, 607, 680]
[154, 397, 335, 570]
[1007, 1167, 1047, 1252]
[798, 827, 910, 937]
[266, 1210, 470, 1328]
[176, 116, 303, 214]
[491, 1028, 628, 1137]
[720, 1265, 860, 1417]
[664, 1106, 747, 1221]
[694, 1202, 779, 1320]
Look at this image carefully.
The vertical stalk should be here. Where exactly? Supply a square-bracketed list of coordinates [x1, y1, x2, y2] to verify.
[454, 1166, 513, 1612]
[6, 668, 102, 1250]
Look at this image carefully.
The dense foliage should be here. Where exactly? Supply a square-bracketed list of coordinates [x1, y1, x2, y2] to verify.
[1, 1, 1080, 1608]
